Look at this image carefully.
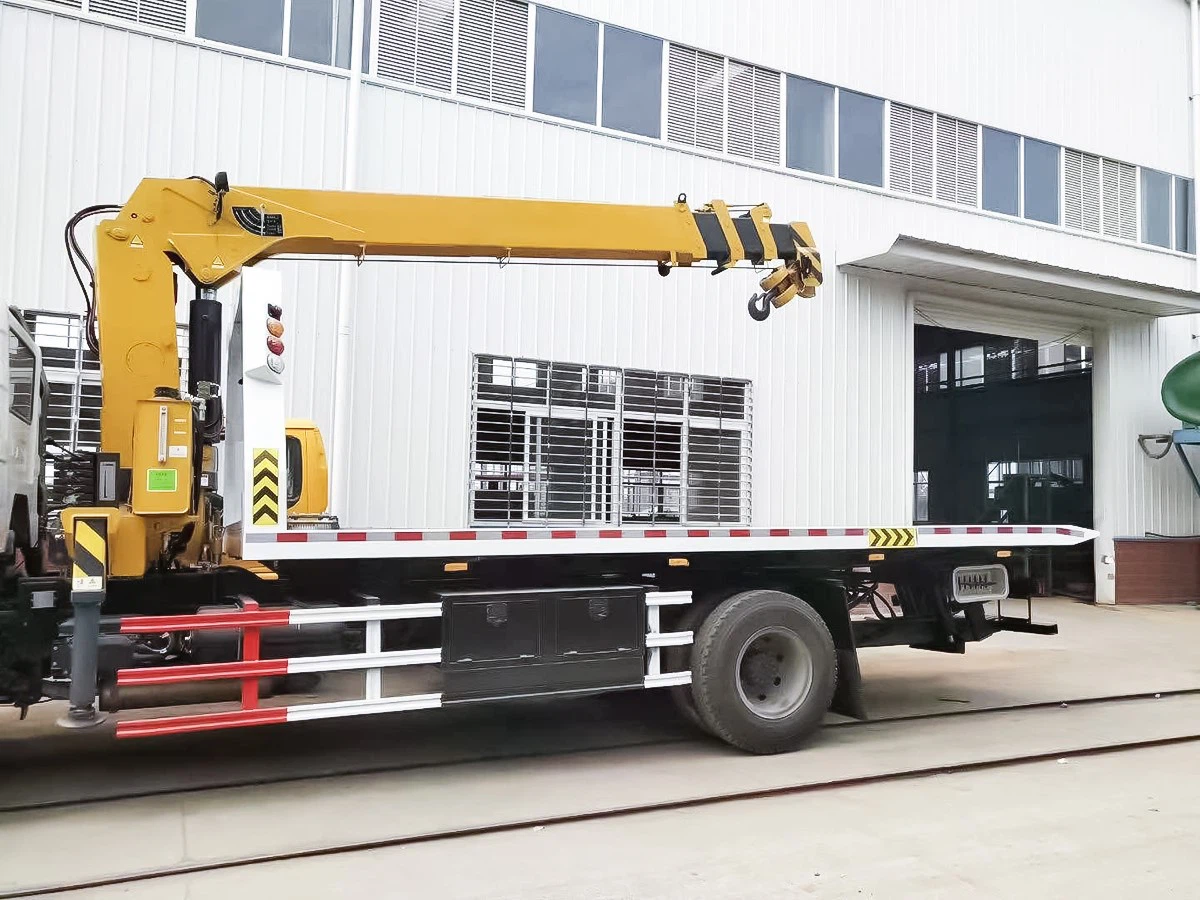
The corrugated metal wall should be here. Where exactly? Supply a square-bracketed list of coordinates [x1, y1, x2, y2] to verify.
[541, 0, 1192, 177]
[1097, 315, 1200, 536]
[1, 1, 1197, 540]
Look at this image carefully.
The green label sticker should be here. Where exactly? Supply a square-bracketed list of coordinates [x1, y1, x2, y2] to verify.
[146, 468, 178, 493]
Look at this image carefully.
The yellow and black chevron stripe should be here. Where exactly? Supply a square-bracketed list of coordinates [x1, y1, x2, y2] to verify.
[71, 518, 107, 593]
[252, 448, 280, 527]
[868, 527, 917, 549]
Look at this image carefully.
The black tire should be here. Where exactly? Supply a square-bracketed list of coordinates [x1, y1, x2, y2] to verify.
[665, 598, 713, 734]
[692, 589, 836, 754]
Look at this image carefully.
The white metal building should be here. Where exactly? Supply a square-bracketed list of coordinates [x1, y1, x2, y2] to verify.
[3, 0, 1200, 603]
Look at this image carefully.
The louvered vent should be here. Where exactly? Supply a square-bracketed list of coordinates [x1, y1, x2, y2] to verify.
[667, 44, 725, 153]
[935, 115, 978, 205]
[47, 0, 83, 8]
[1064, 149, 1102, 233]
[889, 103, 934, 197]
[727, 61, 780, 164]
[377, 0, 453, 91]
[88, 0, 186, 32]
[457, 0, 528, 107]
[1101, 158, 1137, 241]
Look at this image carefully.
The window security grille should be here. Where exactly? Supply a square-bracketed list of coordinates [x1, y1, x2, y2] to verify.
[470, 355, 752, 526]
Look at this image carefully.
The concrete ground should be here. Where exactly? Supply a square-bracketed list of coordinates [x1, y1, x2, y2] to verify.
[1, 599, 1198, 896]
[61, 742, 1200, 900]
[3, 598, 1198, 810]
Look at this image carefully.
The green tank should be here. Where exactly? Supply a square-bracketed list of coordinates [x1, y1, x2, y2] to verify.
[1162, 350, 1200, 426]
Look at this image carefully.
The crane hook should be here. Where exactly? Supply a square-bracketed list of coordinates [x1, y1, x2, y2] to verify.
[747, 292, 772, 322]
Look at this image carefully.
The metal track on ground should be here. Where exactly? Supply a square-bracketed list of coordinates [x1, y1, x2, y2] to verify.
[6, 720, 1199, 898]
[2, 687, 1197, 816]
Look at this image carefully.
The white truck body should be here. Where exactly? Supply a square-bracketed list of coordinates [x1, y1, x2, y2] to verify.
[2, 308, 43, 557]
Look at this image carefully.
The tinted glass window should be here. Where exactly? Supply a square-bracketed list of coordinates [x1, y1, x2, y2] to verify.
[533, 8, 598, 125]
[1176, 176, 1196, 254]
[335, 0, 353, 67]
[982, 127, 1019, 216]
[1142, 167, 1171, 248]
[290, 0, 333, 65]
[197, 0, 285, 55]
[1023, 138, 1059, 225]
[785, 76, 834, 176]
[838, 90, 883, 187]
[286, 435, 304, 507]
[8, 329, 35, 424]
[601, 26, 662, 138]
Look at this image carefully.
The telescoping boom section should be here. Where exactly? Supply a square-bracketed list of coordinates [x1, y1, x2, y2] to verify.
[17, 173, 1095, 755]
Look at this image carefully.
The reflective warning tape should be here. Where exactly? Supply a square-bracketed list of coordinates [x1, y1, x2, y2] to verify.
[241, 524, 1096, 560]
[252, 448, 280, 527]
[71, 517, 107, 593]
[868, 527, 917, 549]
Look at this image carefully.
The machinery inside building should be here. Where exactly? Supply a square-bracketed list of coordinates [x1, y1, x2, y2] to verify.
[914, 324, 1095, 598]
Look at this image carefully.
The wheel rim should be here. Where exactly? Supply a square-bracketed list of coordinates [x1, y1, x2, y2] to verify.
[734, 626, 814, 719]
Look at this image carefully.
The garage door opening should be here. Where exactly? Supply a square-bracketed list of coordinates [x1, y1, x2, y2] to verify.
[914, 324, 1095, 599]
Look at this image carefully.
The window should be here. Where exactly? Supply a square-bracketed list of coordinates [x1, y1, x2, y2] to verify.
[376, 0, 454, 90]
[914, 471, 930, 524]
[470, 355, 751, 526]
[457, 0, 529, 107]
[888, 103, 934, 197]
[601, 26, 662, 139]
[785, 76, 834, 176]
[8, 328, 36, 424]
[936, 115, 978, 206]
[1023, 138, 1060, 225]
[954, 346, 984, 387]
[89, 0, 186, 32]
[726, 61, 780, 164]
[532, 8, 598, 125]
[982, 127, 1019, 215]
[838, 90, 883, 187]
[285, 435, 304, 507]
[1102, 158, 1137, 241]
[197, 0, 285, 55]
[1176, 176, 1196, 254]
[289, 0, 350, 66]
[196, 0, 352, 63]
[1037, 342, 1092, 375]
[1142, 167, 1172, 249]
[667, 45, 725, 152]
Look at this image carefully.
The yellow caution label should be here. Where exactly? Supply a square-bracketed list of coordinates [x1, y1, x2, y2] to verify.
[71, 518, 108, 593]
[252, 448, 280, 527]
[130, 235, 144, 249]
[868, 527, 917, 549]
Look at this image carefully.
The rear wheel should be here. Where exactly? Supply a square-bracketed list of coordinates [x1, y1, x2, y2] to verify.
[666, 597, 713, 734]
[692, 590, 836, 754]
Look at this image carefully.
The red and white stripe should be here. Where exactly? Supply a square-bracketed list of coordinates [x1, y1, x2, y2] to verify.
[240, 524, 1096, 561]
[113, 591, 698, 739]
[114, 602, 442, 739]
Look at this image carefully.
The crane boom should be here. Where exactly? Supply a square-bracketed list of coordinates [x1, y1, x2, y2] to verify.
[93, 175, 821, 465]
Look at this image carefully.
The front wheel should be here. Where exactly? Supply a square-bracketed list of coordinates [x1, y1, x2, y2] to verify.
[692, 590, 836, 754]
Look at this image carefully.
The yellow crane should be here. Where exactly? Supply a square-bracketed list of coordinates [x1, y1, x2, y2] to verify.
[66, 174, 822, 579]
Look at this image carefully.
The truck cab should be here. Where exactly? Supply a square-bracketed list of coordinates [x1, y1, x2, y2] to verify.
[2, 308, 46, 566]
